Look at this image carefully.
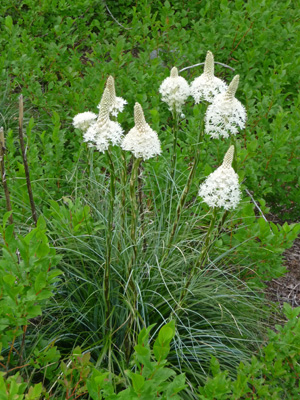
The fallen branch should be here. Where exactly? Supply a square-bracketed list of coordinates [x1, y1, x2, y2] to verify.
[180, 61, 235, 73]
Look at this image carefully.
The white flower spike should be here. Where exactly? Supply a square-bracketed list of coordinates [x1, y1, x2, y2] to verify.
[84, 86, 123, 152]
[98, 75, 127, 117]
[205, 75, 247, 139]
[198, 145, 241, 210]
[121, 102, 161, 160]
[72, 111, 97, 132]
[159, 67, 190, 116]
[190, 51, 227, 104]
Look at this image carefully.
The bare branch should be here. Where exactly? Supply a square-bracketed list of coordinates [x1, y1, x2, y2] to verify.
[179, 61, 235, 73]
[102, 1, 131, 30]
[18, 95, 38, 226]
[245, 188, 274, 234]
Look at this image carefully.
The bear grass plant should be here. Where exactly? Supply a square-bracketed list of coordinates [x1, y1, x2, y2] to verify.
[1, 0, 300, 218]
[1, 51, 300, 398]
[17, 65, 296, 398]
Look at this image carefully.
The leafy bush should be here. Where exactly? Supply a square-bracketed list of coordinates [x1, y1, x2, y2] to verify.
[0, 214, 62, 398]
[0, 214, 62, 353]
[1, 304, 299, 399]
[198, 303, 300, 399]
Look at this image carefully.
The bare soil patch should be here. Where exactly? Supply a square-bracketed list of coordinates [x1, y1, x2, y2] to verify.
[266, 213, 300, 309]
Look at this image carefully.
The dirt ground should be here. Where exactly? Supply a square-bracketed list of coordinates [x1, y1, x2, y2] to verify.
[265, 212, 300, 309]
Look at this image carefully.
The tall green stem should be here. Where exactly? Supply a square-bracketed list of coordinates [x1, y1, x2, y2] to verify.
[164, 104, 207, 257]
[171, 109, 179, 179]
[167, 154, 199, 250]
[104, 148, 115, 328]
[128, 157, 141, 273]
[176, 207, 230, 314]
[231, 136, 237, 172]
[124, 157, 142, 363]
[193, 207, 218, 273]
[118, 150, 127, 252]
[137, 162, 147, 251]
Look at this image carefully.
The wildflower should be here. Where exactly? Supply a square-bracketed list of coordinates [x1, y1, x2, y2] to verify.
[121, 102, 161, 160]
[84, 87, 123, 152]
[190, 51, 227, 104]
[198, 146, 241, 210]
[205, 75, 247, 139]
[72, 111, 97, 132]
[98, 75, 127, 117]
[159, 67, 190, 116]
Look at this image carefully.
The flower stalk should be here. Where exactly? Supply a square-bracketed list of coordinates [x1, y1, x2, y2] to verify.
[138, 162, 147, 251]
[129, 157, 142, 271]
[175, 207, 220, 314]
[119, 149, 127, 250]
[166, 103, 207, 252]
[104, 147, 115, 328]
[171, 108, 179, 179]
[193, 207, 218, 272]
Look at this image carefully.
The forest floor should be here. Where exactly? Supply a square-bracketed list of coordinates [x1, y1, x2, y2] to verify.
[266, 212, 300, 309]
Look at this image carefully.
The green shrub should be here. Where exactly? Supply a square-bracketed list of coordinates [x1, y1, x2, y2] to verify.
[198, 303, 300, 399]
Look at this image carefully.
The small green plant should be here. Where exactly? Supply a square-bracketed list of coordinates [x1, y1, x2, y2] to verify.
[197, 303, 300, 399]
[0, 370, 43, 400]
[87, 321, 187, 399]
[0, 213, 62, 392]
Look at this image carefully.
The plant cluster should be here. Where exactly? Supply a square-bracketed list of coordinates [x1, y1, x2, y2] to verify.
[0, 0, 299, 217]
[0, 0, 299, 399]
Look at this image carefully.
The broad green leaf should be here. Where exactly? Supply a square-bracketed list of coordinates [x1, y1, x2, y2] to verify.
[34, 272, 47, 293]
[127, 371, 144, 393]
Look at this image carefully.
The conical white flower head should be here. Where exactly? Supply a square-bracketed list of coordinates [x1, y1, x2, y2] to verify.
[159, 67, 190, 116]
[121, 103, 161, 160]
[84, 87, 123, 152]
[190, 51, 228, 104]
[198, 146, 241, 210]
[72, 111, 97, 132]
[205, 75, 247, 139]
[98, 75, 127, 117]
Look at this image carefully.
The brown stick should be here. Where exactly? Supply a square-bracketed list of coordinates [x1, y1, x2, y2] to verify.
[230, 22, 253, 54]
[18, 95, 37, 226]
[0, 127, 13, 224]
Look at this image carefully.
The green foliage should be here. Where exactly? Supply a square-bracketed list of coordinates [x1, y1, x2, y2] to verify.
[0, 1, 299, 399]
[218, 199, 300, 287]
[46, 198, 93, 237]
[87, 321, 187, 399]
[59, 346, 92, 399]
[0, 0, 299, 218]
[197, 303, 300, 399]
[0, 321, 186, 399]
[1, 307, 299, 399]
[0, 214, 62, 398]
[0, 214, 62, 350]
[0, 371, 43, 400]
